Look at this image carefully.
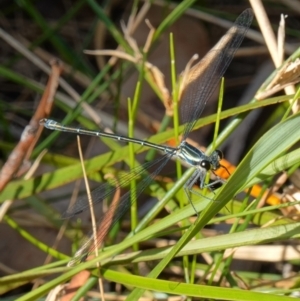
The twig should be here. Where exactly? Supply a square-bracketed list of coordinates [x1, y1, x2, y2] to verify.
[0, 60, 62, 191]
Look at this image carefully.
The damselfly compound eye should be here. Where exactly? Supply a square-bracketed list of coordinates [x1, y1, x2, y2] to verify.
[201, 160, 211, 170]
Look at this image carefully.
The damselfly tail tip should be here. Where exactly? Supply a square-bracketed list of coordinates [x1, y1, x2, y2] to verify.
[40, 119, 59, 130]
[39, 118, 48, 125]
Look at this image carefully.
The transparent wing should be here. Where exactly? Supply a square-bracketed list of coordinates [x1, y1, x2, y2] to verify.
[180, 9, 253, 140]
[65, 152, 174, 265]
[63, 153, 173, 218]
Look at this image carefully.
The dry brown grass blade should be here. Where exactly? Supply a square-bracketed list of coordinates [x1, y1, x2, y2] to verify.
[0, 60, 63, 191]
[85, 36, 172, 117]
[250, 1, 300, 112]
[256, 59, 300, 100]
[249, 0, 280, 67]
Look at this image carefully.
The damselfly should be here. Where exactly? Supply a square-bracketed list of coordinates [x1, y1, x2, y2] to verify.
[40, 9, 253, 264]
